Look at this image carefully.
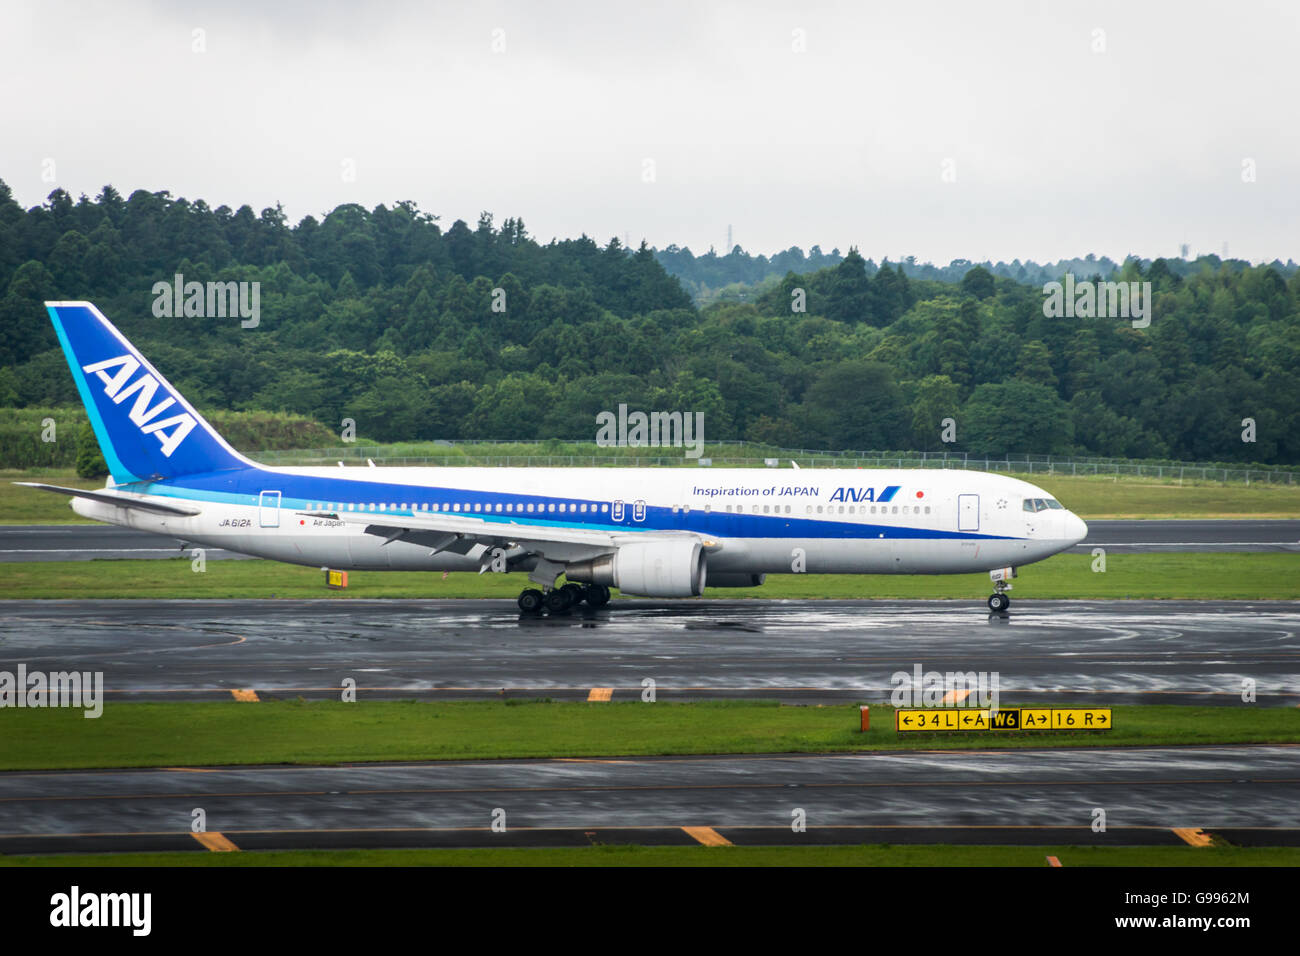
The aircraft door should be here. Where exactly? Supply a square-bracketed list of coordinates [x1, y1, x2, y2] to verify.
[259, 490, 282, 528]
[957, 494, 979, 532]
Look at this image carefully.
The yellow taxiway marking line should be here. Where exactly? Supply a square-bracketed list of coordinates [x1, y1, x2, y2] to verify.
[191, 831, 240, 852]
[1046, 855, 1062, 867]
[682, 826, 732, 846]
[1172, 827, 1212, 847]
[587, 687, 613, 702]
[230, 689, 259, 702]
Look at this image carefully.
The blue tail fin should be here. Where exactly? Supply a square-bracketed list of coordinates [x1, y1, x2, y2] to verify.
[46, 302, 251, 482]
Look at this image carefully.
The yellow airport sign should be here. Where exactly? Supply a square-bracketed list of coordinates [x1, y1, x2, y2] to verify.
[1051, 708, 1111, 729]
[895, 707, 1112, 733]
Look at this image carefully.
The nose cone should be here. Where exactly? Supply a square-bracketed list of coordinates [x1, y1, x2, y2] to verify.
[1067, 512, 1088, 545]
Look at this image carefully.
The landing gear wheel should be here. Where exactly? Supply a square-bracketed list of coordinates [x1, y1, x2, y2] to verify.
[517, 589, 544, 613]
[583, 584, 611, 607]
[561, 582, 586, 606]
[987, 593, 1010, 612]
[544, 588, 575, 613]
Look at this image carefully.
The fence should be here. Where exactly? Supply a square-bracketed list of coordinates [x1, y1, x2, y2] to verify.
[256, 443, 1298, 484]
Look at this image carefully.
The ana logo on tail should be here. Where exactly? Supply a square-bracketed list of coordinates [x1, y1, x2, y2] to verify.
[81, 355, 197, 457]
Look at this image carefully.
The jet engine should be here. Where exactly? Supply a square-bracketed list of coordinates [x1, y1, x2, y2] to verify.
[566, 539, 706, 597]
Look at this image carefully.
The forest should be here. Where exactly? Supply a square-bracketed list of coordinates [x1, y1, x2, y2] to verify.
[2, 180, 1298, 466]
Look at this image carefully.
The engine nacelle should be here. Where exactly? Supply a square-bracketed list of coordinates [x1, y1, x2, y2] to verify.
[566, 539, 706, 597]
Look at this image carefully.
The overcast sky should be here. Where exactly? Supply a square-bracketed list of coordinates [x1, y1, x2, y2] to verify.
[4, 0, 1297, 264]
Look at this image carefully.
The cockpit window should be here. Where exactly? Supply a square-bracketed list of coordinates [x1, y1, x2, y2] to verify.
[1023, 497, 1066, 512]
[1023, 498, 1062, 512]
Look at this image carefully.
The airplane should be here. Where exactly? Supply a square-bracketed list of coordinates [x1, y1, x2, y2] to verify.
[20, 301, 1089, 614]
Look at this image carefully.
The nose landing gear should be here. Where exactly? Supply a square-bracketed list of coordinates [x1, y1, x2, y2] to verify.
[987, 566, 1015, 613]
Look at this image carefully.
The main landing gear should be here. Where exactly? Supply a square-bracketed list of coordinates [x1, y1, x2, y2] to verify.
[517, 582, 611, 614]
[987, 566, 1015, 613]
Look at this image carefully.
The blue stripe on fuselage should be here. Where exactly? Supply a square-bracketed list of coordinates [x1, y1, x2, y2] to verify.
[116, 467, 1019, 542]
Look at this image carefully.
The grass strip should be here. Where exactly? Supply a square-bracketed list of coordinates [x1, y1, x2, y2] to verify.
[2, 845, 1296, 866]
[2, 552, 1297, 600]
[1, 700, 1296, 771]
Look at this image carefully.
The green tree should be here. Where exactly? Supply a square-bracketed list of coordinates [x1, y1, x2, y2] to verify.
[961, 381, 1074, 456]
[75, 423, 107, 479]
[909, 375, 962, 449]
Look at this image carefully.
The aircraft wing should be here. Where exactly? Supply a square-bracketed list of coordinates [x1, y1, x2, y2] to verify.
[311, 509, 719, 565]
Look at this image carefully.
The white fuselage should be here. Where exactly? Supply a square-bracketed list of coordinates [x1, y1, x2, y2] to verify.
[71, 466, 1087, 578]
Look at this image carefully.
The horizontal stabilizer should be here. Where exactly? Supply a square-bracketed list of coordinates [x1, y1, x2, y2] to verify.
[13, 482, 202, 517]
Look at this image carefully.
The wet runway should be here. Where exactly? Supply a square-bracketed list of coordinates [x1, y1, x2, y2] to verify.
[0, 745, 1295, 853]
[2, 518, 1298, 561]
[1, 599, 1297, 706]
